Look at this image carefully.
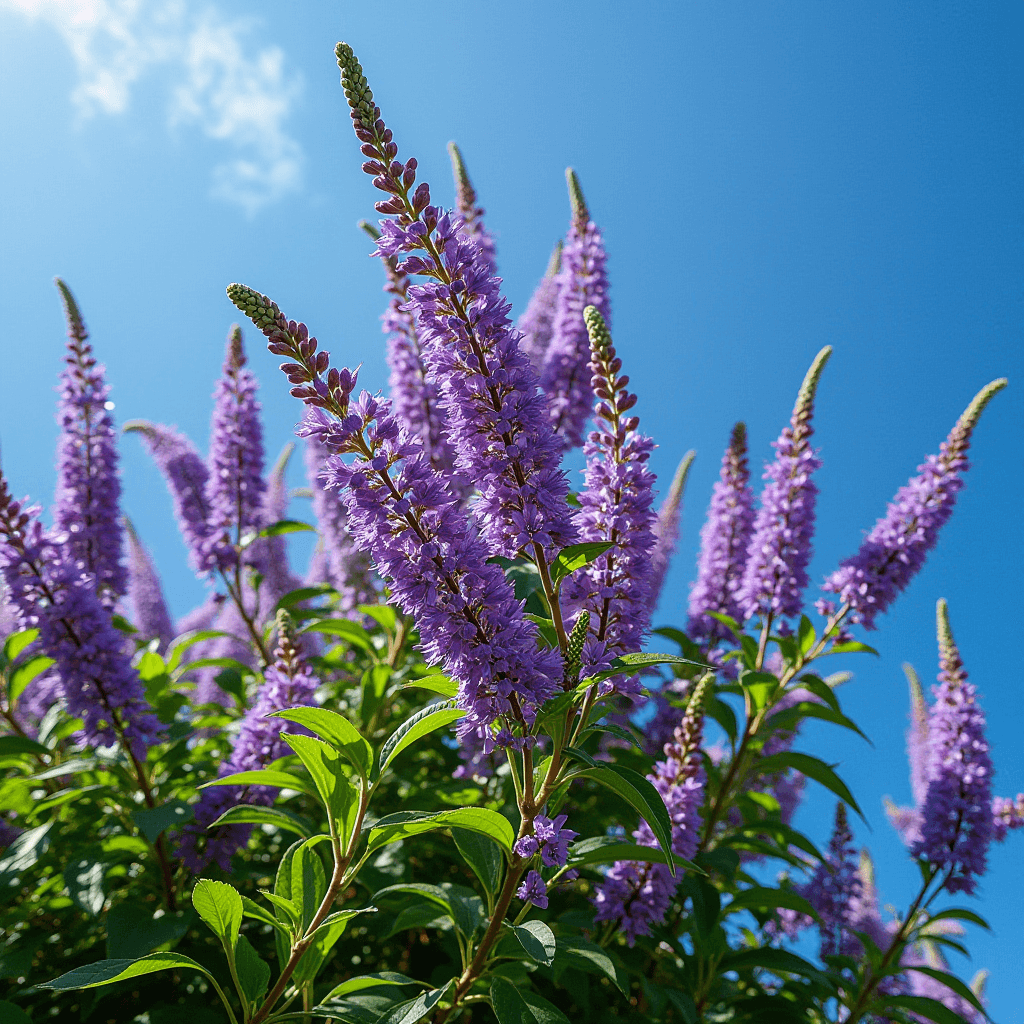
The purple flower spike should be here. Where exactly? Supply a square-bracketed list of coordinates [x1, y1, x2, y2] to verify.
[516, 869, 548, 909]
[251, 444, 303, 610]
[648, 450, 695, 617]
[124, 421, 212, 576]
[540, 170, 611, 450]
[823, 378, 1006, 629]
[688, 423, 756, 643]
[738, 349, 830, 624]
[564, 307, 657, 692]
[532, 814, 579, 868]
[0, 479, 161, 758]
[912, 600, 993, 894]
[992, 794, 1024, 843]
[517, 241, 563, 373]
[179, 612, 318, 872]
[225, 284, 560, 738]
[448, 142, 498, 277]
[335, 43, 575, 561]
[200, 327, 266, 576]
[124, 519, 174, 651]
[52, 279, 127, 605]
[905, 663, 931, 809]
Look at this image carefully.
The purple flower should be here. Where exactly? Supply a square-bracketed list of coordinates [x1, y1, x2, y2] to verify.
[179, 613, 319, 872]
[448, 142, 498, 277]
[738, 349, 830, 624]
[0, 480, 161, 758]
[516, 869, 548, 909]
[532, 814, 579, 868]
[175, 592, 226, 637]
[124, 421, 212, 576]
[992, 794, 1024, 843]
[847, 849, 896, 955]
[563, 307, 657, 693]
[334, 44, 576, 561]
[911, 600, 993, 895]
[51, 279, 127, 605]
[250, 443, 303, 611]
[192, 598, 257, 708]
[647, 450, 695, 619]
[199, 327, 266, 576]
[517, 241, 563, 373]
[822, 379, 1006, 629]
[225, 284, 561, 740]
[124, 519, 174, 651]
[592, 860, 675, 945]
[687, 423, 756, 643]
[540, 171, 611, 450]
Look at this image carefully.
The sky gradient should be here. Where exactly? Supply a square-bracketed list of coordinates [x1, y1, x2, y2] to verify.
[1, 2, 1021, 1017]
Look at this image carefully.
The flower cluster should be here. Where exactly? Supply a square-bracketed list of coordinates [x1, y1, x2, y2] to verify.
[648, 449, 695, 616]
[514, 814, 578, 867]
[517, 241, 562, 373]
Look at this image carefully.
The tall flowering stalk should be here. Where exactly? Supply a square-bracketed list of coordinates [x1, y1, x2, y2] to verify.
[226, 285, 560, 742]
[540, 171, 612, 450]
[738, 348, 830, 632]
[448, 141, 497, 276]
[335, 43, 575, 579]
[124, 519, 174, 651]
[647, 449, 695, 616]
[179, 611, 318, 872]
[687, 422, 756, 643]
[823, 378, 1006, 629]
[564, 306, 657, 692]
[52, 279, 127, 605]
[517, 241, 563, 373]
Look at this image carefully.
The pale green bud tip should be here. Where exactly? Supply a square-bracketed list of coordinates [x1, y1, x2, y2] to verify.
[448, 141, 469, 185]
[903, 662, 927, 730]
[565, 168, 589, 226]
[731, 421, 747, 449]
[666, 450, 696, 510]
[858, 847, 876, 888]
[546, 239, 563, 278]
[687, 672, 714, 716]
[275, 607, 294, 635]
[970, 970, 988, 999]
[567, 610, 590, 657]
[121, 419, 156, 438]
[935, 598, 960, 669]
[228, 324, 246, 369]
[226, 283, 282, 334]
[582, 305, 611, 353]
[954, 377, 1008, 443]
[335, 42, 374, 122]
[54, 276, 87, 339]
[796, 345, 832, 414]
[359, 219, 381, 241]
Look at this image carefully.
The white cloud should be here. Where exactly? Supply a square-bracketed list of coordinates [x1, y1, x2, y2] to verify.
[1, 0, 302, 213]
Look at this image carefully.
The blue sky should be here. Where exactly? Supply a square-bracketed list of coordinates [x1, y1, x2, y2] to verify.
[1, 1, 1021, 1017]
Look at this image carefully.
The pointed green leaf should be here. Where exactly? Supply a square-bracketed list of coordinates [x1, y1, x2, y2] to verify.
[208, 804, 313, 838]
[192, 879, 243, 949]
[373, 981, 454, 1024]
[300, 618, 375, 653]
[375, 700, 465, 780]
[260, 519, 316, 537]
[4, 629, 39, 662]
[0, 736, 48, 758]
[199, 768, 317, 798]
[590, 652, 705, 683]
[259, 890, 300, 930]
[925, 907, 990, 931]
[491, 976, 534, 1024]
[8, 655, 54, 708]
[553, 937, 627, 994]
[452, 827, 503, 897]
[271, 707, 373, 779]
[132, 799, 193, 843]
[235, 934, 270, 1004]
[322, 973, 424, 1001]
[367, 808, 514, 857]
[877, 995, 976, 1024]
[282, 733, 358, 824]
[0, 1000, 33, 1024]
[720, 886, 819, 922]
[41, 953, 211, 991]
[550, 541, 615, 586]
[0, 821, 53, 883]
[400, 674, 459, 699]
[240, 895, 289, 934]
[63, 857, 106, 916]
[751, 751, 863, 819]
[512, 920, 556, 966]
[291, 837, 328, 932]
[568, 837, 701, 874]
[904, 967, 987, 1016]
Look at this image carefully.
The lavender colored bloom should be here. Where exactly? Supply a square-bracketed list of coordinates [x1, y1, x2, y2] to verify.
[906, 663, 931, 808]
[335, 44, 575, 561]
[687, 423, 756, 643]
[0, 583, 17, 638]
[911, 600, 993, 895]
[532, 814, 579, 868]
[517, 241, 563, 373]
[125, 421, 212, 575]
[514, 834, 540, 859]
[592, 859, 675, 946]
[175, 592, 226, 637]
[124, 520, 174, 651]
[179, 614, 318, 871]
[304, 432, 376, 613]
[0, 480, 161, 758]
[448, 142, 497, 277]
[738, 349, 830, 624]
[516, 869, 549, 909]
[540, 170, 611, 450]
[992, 794, 1024, 842]
[823, 379, 1006, 629]
[193, 598, 257, 708]
[225, 284, 560, 741]
[199, 327, 266, 576]
[563, 307, 657, 692]
[51, 279, 127, 605]
[647, 450, 695, 618]
[251, 444, 303, 611]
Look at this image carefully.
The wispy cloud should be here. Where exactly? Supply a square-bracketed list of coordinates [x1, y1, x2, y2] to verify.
[2, 0, 302, 214]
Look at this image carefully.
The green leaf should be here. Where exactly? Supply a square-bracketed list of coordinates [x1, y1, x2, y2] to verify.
[361, 664, 392, 726]
[192, 879, 243, 950]
[41, 953, 211, 991]
[707, 698, 738, 744]
[903, 967, 987, 1016]
[767, 702, 871, 745]
[375, 700, 465, 780]
[8, 655, 54, 708]
[259, 890, 300, 930]
[797, 615, 816, 656]
[925, 907, 990, 931]
[240, 895, 289, 934]
[291, 838, 328, 932]
[132, 799, 194, 843]
[294, 910, 377, 987]
[452, 827, 503, 897]
[590, 652, 705, 682]
[0, 736, 48, 758]
[358, 604, 398, 632]
[301, 618, 376, 653]
[4, 629, 39, 663]
[367, 808, 515, 857]
[209, 804, 313, 838]
[828, 640, 879, 656]
[165, 629, 230, 672]
[521, 990, 572, 1024]
[878, 995, 975, 1024]
[568, 837, 701, 874]
[400, 674, 459, 699]
[235, 934, 271, 1004]
[276, 583, 337, 609]
[105, 904, 191, 959]
[553, 937, 627, 994]
[0, 1000, 33, 1024]
[720, 947, 831, 986]
[752, 751, 863, 820]
[0, 821, 53, 884]
[491, 975, 535, 1023]
[322, 974, 424, 1001]
[30, 757, 99, 781]
[282, 733, 357, 824]
[567, 760, 675, 872]
[550, 541, 615, 586]
[200, 768, 317, 799]
[512, 920, 556, 966]
[796, 673, 842, 713]
[272, 707, 373, 779]
[720, 887, 819, 922]
[260, 518, 316, 537]
[373, 982, 454, 1024]
[63, 856, 106, 916]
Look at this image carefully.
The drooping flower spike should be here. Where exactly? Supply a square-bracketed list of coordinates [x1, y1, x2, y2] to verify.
[563, 305, 658, 692]
[738, 347, 830, 624]
[335, 43, 575, 563]
[823, 378, 1006, 629]
[687, 422, 756, 643]
[226, 284, 559, 742]
[448, 141, 497, 276]
[124, 518, 174, 651]
[540, 170, 612, 450]
[647, 449, 695, 617]
[517, 240, 563, 373]
[52, 279, 127, 606]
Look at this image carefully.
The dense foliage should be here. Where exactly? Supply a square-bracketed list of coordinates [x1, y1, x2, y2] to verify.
[0, 40, 1020, 1024]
